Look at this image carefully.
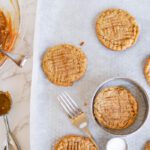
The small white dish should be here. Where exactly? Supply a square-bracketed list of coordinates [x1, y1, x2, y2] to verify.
[106, 138, 128, 150]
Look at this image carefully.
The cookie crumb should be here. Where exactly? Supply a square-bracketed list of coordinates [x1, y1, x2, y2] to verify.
[84, 100, 88, 106]
[80, 41, 85, 46]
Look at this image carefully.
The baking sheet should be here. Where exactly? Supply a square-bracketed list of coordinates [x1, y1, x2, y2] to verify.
[30, 0, 150, 150]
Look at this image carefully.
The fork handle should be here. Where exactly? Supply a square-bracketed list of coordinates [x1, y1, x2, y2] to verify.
[82, 127, 99, 150]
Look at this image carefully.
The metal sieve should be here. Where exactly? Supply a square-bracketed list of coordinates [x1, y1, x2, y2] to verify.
[91, 77, 149, 135]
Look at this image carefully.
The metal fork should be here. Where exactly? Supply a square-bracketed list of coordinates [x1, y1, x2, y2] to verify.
[57, 92, 99, 149]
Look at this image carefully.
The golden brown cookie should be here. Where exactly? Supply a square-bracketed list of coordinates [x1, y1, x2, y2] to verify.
[94, 86, 138, 130]
[144, 141, 150, 150]
[42, 44, 87, 86]
[54, 135, 97, 150]
[144, 58, 150, 85]
[96, 9, 139, 51]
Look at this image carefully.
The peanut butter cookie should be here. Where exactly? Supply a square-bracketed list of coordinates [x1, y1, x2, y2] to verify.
[144, 58, 150, 85]
[94, 87, 138, 130]
[54, 135, 97, 150]
[144, 141, 150, 150]
[42, 44, 87, 86]
[96, 9, 139, 51]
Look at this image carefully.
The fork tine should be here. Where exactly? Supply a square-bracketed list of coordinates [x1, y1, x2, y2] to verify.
[61, 92, 80, 114]
[63, 92, 82, 112]
[57, 96, 74, 118]
[59, 94, 77, 116]
[59, 95, 76, 117]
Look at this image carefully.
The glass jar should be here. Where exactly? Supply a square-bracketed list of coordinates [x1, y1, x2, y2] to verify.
[0, 0, 20, 66]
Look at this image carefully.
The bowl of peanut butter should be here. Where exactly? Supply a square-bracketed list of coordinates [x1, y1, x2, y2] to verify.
[0, 0, 20, 66]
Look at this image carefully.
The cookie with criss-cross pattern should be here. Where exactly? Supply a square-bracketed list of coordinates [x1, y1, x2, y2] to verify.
[54, 135, 97, 150]
[144, 141, 150, 150]
[96, 8, 139, 51]
[94, 87, 138, 130]
[42, 44, 87, 86]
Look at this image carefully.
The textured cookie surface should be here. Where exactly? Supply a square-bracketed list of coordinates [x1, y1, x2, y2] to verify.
[42, 44, 87, 86]
[96, 9, 139, 51]
[144, 58, 150, 85]
[144, 141, 150, 150]
[94, 87, 138, 130]
[54, 135, 97, 150]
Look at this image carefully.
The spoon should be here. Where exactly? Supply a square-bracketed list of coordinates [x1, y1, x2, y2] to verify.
[0, 91, 21, 150]
[3, 115, 21, 150]
[0, 49, 28, 67]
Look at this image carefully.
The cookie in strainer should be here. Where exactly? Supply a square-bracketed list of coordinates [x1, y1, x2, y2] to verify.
[96, 9, 139, 51]
[54, 135, 98, 150]
[93, 86, 138, 130]
[42, 44, 87, 86]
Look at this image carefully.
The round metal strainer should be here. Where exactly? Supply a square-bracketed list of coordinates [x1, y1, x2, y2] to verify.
[91, 77, 149, 135]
